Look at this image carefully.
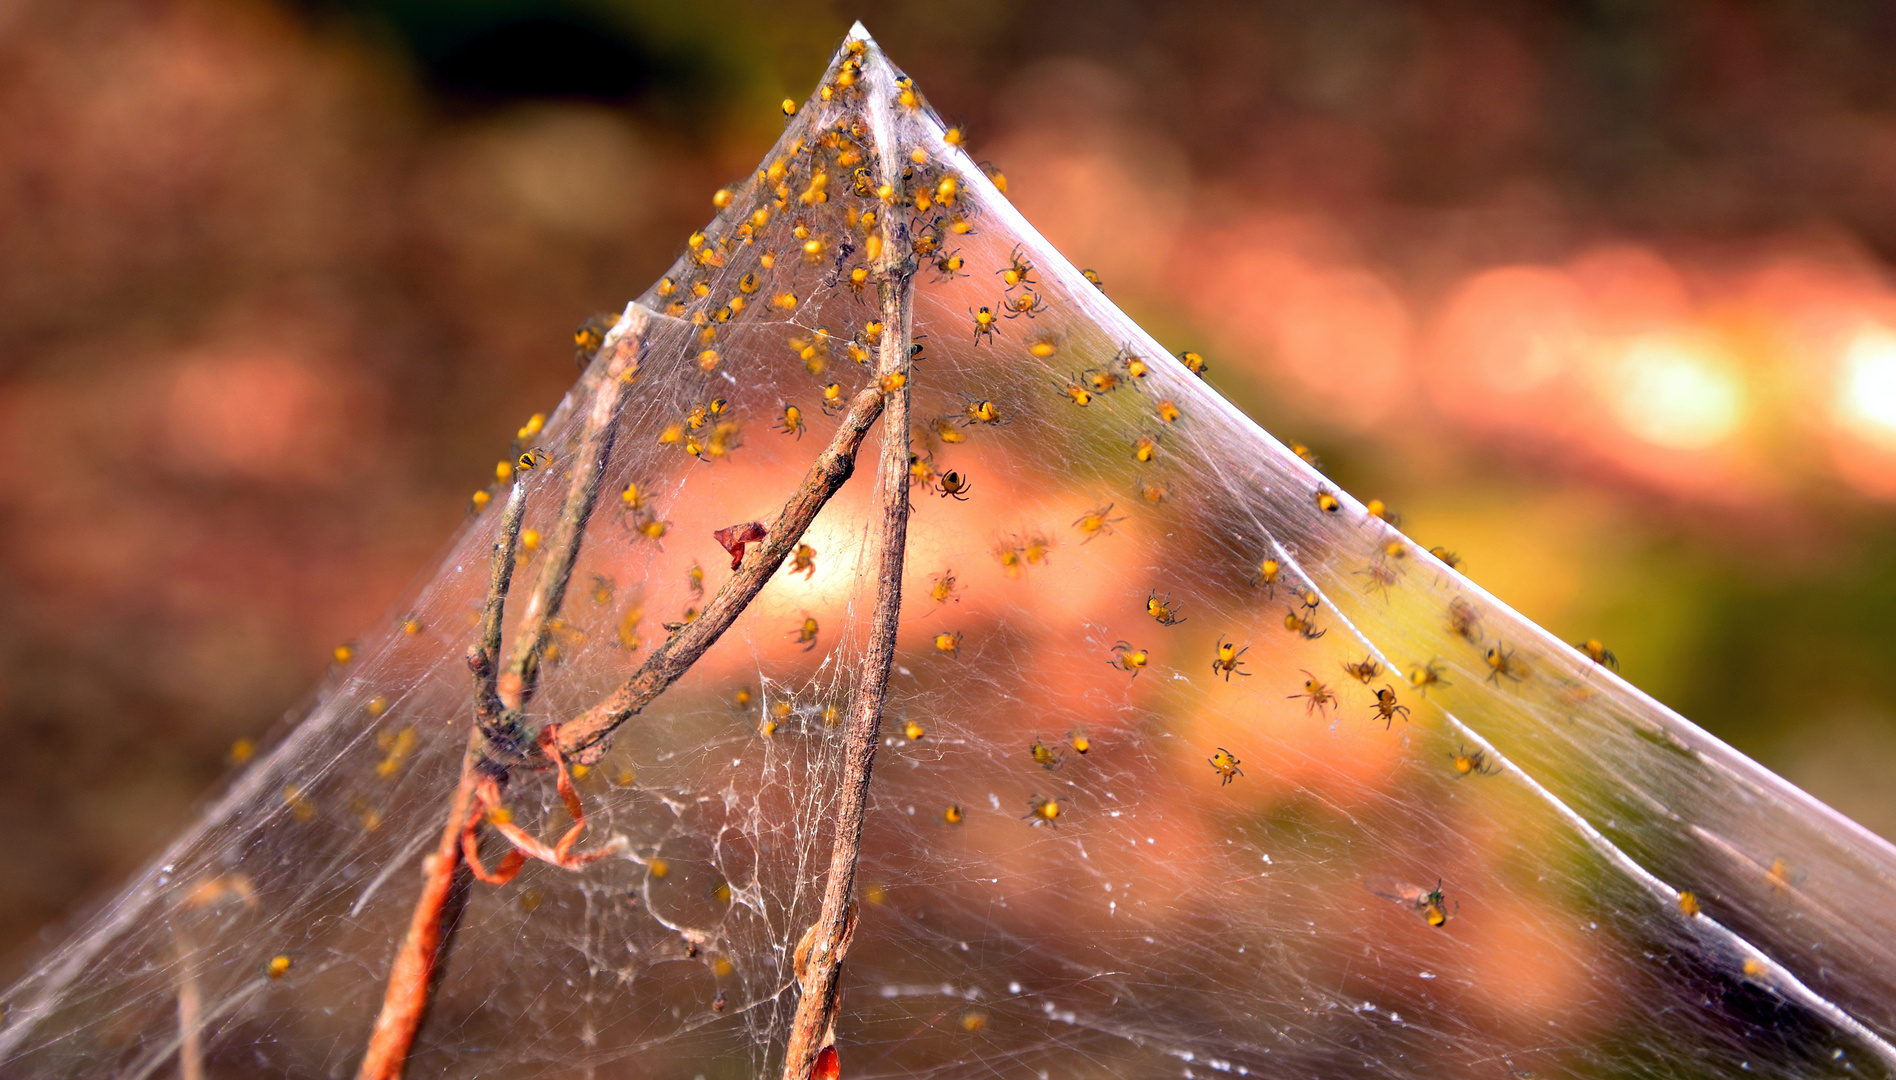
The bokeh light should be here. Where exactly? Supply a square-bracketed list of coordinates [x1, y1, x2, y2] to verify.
[1610, 335, 1746, 451]
[1837, 325, 1896, 442]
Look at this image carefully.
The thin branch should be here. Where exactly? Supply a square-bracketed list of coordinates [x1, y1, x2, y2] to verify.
[554, 380, 888, 762]
[780, 209, 916, 1079]
[467, 474, 535, 752]
[497, 313, 648, 719]
[359, 319, 651, 1078]
[174, 938, 204, 1080]
[356, 752, 479, 1080]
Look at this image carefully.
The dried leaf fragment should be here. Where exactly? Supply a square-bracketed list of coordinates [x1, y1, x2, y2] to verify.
[713, 521, 768, 569]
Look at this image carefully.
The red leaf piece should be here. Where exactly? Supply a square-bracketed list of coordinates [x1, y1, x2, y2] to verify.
[811, 1045, 839, 1080]
[713, 521, 768, 570]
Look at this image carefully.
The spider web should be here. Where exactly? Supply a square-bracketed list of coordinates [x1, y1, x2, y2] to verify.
[5, 24, 1896, 1080]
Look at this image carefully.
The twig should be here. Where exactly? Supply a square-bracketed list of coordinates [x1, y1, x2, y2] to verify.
[362, 450, 534, 1080]
[361, 322, 644, 1079]
[496, 314, 647, 720]
[361, 314, 893, 1076]
[174, 938, 204, 1080]
[361, 454, 539, 1076]
[467, 475, 535, 752]
[779, 204, 916, 1079]
[356, 754, 479, 1080]
[553, 380, 888, 762]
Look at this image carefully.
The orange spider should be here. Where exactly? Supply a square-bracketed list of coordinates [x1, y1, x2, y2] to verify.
[1002, 290, 1046, 319]
[1288, 670, 1337, 717]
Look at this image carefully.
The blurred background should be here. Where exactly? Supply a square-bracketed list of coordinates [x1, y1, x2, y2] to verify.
[5, 0, 1896, 966]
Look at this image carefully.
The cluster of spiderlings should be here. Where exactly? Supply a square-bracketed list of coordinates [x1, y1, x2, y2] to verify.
[656, 394, 740, 462]
[631, 35, 993, 442]
[13, 28, 1896, 1080]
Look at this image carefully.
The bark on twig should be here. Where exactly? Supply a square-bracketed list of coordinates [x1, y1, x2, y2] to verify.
[553, 381, 889, 762]
[779, 208, 916, 1080]
[496, 315, 647, 720]
[356, 755, 479, 1080]
[467, 476, 534, 751]
[361, 305, 896, 1077]
[361, 320, 644, 1079]
[363, 61, 926, 1068]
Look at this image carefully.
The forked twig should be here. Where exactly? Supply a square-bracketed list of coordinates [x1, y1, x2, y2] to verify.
[363, 46, 923, 1075]
[360, 320, 648, 1079]
[465, 470, 535, 746]
[496, 323, 644, 718]
[359, 310, 901, 1076]
[361, 430, 557, 1080]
